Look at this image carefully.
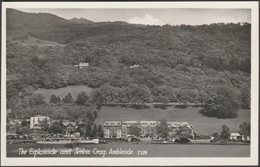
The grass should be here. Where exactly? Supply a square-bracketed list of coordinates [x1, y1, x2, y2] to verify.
[34, 85, 93, 102]
[12, 36, 66, 47]
[33, 85, 250, 135]
[95, 106, 250, 135]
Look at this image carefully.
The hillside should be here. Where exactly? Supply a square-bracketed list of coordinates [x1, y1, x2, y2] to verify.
[6, 9, 250, 115]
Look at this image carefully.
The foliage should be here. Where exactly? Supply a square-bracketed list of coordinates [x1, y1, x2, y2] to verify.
[240, 84, 250, 109]
[15, 125, 31, 135]
[29, 94, 45, 106]
[62, 93, 73, 103]
[6, 9, 250, 119]
[75, 91, 89, 105]
[220, 125, 230, 140]
[84, 124, 92, 137]
[92, 124, 97, 137]
[156, 119, 170, 140]
[212, 132, 219, 139]
[175, 125, 193, 139]
[239, 122, 250, 137]
[128, 124, 141, 137]
[48, 122, 65, 134]
[152, 86, 177, 103]
[93, 110, 98, 118]
[49, 94, 61, 104]
[200, 85, 240, 118]
[21, 120, 30, 126]
[97, 124, 104, 137]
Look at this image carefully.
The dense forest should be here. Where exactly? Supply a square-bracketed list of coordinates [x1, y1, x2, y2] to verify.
[6, 9, 250, 119]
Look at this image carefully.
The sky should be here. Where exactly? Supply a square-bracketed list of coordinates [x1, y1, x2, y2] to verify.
[18, 8, 251, 25]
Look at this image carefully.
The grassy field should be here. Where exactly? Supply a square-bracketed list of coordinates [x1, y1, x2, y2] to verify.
[11, 36, 66, 47]
[95, 106, 250, 135]
[33, 85, 250, 135]
[34, 85, 93, 102]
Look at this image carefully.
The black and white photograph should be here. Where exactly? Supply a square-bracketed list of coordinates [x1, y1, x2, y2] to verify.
[1, 1, 259, 166]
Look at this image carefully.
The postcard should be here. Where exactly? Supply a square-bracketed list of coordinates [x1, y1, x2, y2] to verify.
[1, 1, 259, 166]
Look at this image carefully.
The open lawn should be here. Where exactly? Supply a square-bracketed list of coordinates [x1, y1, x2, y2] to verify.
[95, 106, 250, 135]
[34, 85, 93, 102]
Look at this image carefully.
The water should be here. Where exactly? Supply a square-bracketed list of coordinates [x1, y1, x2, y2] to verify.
[7, 143, 250, 157]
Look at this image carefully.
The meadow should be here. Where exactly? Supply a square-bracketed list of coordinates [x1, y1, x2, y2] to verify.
[95, 106, 250, 135]
[33, 85, 250, 135]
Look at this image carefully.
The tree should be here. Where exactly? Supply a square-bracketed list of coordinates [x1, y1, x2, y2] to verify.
[16, 126, 31, 136]
[239, 122, 250, 137]
[87, 111, 95, 122]
[49, 94, 60, 104]
[240, 84, 250, 109]
[93, 110, 98, 118]
[152, 85, 177, 103]
[128, 124, 141, 137]
[29, 94, 45, 106]
[85, 124, 92, 137]
[40, 119, 50, 132]
[212, 132, 219, 139]
[127, 84, 153, 104]
[21, 120, 29, 126]
[97, 124, 104, 137]
[48, 123, 65, 134]
[92, 124, 97, 137]
[175, 125, 193, 142]
[75, 91, 89, 105]
[156, 119, 170, 140]
[220, 125, 230, 140]
[200, 85, 240, 118]
[62, 93, 73, 103]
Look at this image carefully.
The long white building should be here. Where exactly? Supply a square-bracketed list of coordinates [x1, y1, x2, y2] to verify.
[103, 120, 193, 139]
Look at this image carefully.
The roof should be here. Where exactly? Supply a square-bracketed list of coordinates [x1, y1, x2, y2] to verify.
[230, 133, 241, 136]
[62, 121, 77, 127]
[79, 63, 89, 66]
[32, 115, 50, 118]
[140, 121, 158, 127]
[104, 121, 122, 126]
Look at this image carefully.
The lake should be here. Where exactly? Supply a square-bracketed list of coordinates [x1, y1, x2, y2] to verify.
[7, 143, 250, 157]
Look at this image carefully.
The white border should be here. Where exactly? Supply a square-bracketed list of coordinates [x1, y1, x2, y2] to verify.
[1, 1, 259, 166]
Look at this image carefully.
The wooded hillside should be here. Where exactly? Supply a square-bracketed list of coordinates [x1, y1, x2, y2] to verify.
[6, 9, 250, 114]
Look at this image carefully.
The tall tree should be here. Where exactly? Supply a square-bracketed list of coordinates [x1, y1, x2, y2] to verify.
[156, 119, 170, 140]
[85, 124, 92, 137]
[92, 124, 97, 137]
[62, 93, 73, 103]
[129, 124, 141, 137]
[175, 125, 193, 140]
[212, 132, 219, 139]
[97, 124, 104, 137]
[48, 123, 65, 134]
[200, 85, 240, 118]
[239, 122, 250, 137]
[50, 94, 61, 104]
[29, 94, 45, 106]
[220, 125, 230, 140]
[75, 91, 89, 105]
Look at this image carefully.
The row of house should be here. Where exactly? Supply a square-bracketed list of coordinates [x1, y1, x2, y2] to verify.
[103, 120, 194, 140]
[30, 115, 77, 134]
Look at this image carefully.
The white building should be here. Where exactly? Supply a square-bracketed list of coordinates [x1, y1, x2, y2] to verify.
[229, 133, 242, 141]
[30, 115, 50, 129]
[130, 64, 141, 69]
[74, 62, 89, 69]
[103, 121, 122, 138]
[103, 120, 193, 139]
